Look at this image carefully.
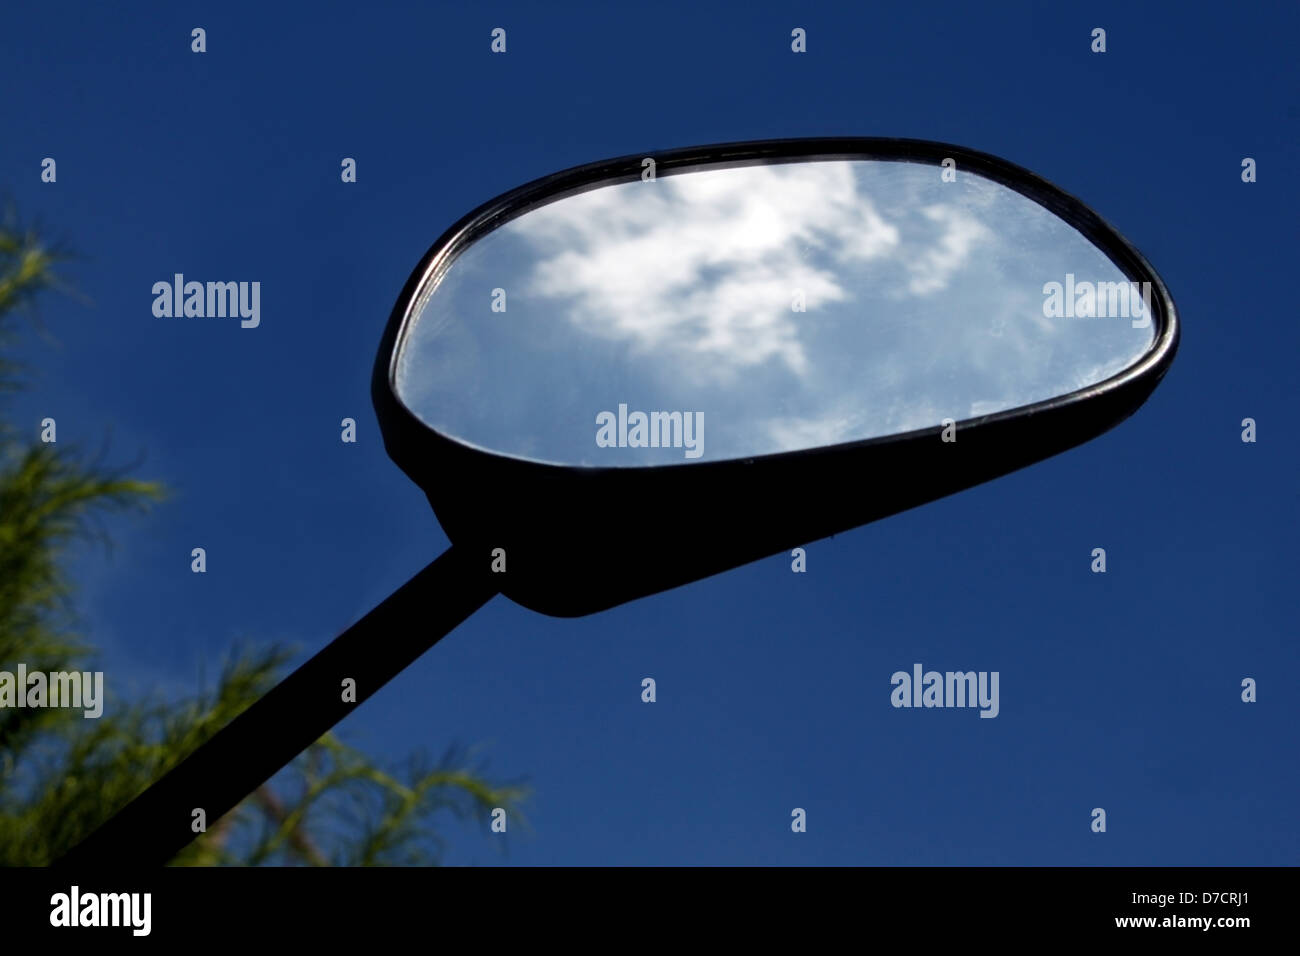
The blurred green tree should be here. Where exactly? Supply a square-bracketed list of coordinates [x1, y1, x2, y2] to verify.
[0, 214, 525, 865]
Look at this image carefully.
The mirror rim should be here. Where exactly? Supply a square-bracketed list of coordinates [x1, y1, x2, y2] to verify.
[371, 137, 1179, 617]
[378, 136, 1177, 473]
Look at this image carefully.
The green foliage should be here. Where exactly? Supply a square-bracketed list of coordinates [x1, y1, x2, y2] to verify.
[0, 216, 525, 865]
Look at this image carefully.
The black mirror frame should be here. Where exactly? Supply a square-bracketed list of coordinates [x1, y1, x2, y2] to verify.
[373, 137, 1179, 618]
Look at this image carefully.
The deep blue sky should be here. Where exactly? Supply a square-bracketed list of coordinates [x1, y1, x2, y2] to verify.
[1, 1, 1295, 864]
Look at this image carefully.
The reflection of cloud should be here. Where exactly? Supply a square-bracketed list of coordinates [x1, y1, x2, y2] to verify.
[512, 163, 900, 379]
[763, 412, 867, 451]
[905, 205, 990, 295]
[763, 397, 947, 450]
[1068, 355, 1135, 393]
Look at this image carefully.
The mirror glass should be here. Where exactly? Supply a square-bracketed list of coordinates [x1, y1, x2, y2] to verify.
[394, 159, 1156, 466]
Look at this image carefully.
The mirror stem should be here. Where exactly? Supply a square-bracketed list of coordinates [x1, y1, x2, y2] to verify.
[55, 545, 498, 868]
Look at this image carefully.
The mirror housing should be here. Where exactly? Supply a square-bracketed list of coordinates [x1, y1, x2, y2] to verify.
[373, 138, 1178, 617]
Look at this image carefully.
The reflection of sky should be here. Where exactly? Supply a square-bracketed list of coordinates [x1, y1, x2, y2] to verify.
[396, 160, 1155, 465]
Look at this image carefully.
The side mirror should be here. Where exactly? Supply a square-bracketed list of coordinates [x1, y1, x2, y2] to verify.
[64, 137, 1177, 866]
[375, 137, 1178, 616]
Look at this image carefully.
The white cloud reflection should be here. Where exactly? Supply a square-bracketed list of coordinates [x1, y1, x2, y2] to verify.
[516, 163, 902, 379]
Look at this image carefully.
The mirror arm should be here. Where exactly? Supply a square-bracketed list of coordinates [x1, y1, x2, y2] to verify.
[54, 545, 498, 868]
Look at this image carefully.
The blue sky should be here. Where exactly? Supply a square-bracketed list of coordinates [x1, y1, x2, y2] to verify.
[1, 0, 1295, 864]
